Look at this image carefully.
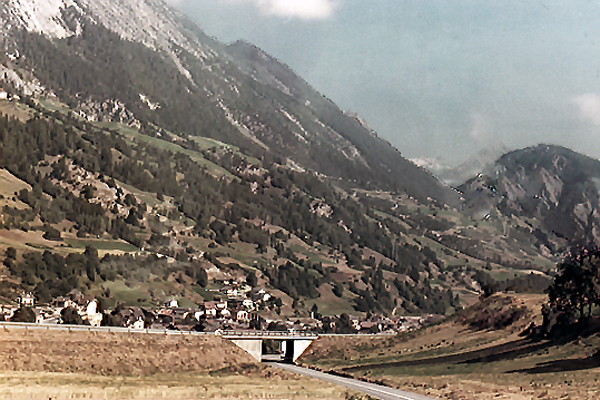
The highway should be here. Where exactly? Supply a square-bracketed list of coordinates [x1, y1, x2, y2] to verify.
[267, 362, 437, 400]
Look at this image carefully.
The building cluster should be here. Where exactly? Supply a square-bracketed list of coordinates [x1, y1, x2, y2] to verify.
[0, 281, 277, 331]
[0, 290, 102, 326]
[0, 89, 18, 101]
[0, 282, 438, 334]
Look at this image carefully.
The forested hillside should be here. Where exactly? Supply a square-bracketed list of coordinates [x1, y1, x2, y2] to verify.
[0, 96, 556, 316]
[0, 0, 570, 317]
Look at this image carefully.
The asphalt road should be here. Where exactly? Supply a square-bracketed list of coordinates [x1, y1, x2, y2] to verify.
[266, 362, 437, 400]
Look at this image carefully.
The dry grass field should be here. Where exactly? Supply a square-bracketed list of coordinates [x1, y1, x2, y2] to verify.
[0, 328, 357, 400]
[0, 100, 32, 122]
[0, 370, 357, 400]
[301, 294, 600, 400]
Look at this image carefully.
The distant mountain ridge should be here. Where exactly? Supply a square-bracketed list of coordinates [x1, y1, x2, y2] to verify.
[412, 143, 510, 187]
[460, 144, 600, 245]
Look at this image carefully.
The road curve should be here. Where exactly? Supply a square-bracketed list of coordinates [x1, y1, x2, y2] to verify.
[266, 362, 437, 400]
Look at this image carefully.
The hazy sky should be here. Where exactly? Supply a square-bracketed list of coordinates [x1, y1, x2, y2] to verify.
[168, 0, 600, 166]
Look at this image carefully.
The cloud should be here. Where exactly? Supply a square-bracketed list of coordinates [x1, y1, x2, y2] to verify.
[469, 113, 490, 144]
[574, 93, 600, 126]
[256, 0, 336, 20]
[218, 0, 337, 20]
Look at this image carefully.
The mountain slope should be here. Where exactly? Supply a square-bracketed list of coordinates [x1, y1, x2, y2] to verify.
[0, 0, 567, 318]
[0, 0, 459, 205]
[460, 144, 600, 247]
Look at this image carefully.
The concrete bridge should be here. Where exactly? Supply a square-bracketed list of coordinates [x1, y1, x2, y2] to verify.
[221, 331, 319, 362]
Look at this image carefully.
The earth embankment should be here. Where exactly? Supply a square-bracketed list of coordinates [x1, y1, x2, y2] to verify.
[0, 328, 255, 375]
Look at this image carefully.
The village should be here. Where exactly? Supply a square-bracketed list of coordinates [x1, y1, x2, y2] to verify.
[0, 279, 438, 335]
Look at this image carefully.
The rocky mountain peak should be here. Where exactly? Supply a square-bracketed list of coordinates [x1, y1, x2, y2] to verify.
[461, 144, 600, 243]
[1, 0, 82, 39]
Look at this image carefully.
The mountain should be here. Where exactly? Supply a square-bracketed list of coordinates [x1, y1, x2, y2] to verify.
[0, 0, 474, 316]
[460, 144, 600, 250]
[0, 0, 564, 319]
[412, 143, 510, 187]
[0, 0, 459, 205]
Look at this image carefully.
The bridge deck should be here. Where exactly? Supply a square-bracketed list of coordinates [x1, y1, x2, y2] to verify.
[221, 331, 319, 340]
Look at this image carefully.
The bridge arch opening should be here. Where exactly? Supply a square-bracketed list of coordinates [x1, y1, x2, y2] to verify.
[224, 332, 317, 363]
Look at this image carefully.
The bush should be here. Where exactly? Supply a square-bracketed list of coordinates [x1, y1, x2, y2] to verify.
[42, 225, 62, 241]
[11, 306, 35, 322]
[61, 306, 86, 325]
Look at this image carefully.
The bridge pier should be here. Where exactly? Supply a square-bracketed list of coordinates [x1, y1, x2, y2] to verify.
[288, 339, 314, 363]
[230, 338, 263, 361]
[282, 339, 315, 362]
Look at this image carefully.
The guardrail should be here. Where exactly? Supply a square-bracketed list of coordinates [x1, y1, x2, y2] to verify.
[220, 330, 318, 338]
[0, 322, 211, 336]
[0, 322, 397, 338]
[320, 332, 397, 337]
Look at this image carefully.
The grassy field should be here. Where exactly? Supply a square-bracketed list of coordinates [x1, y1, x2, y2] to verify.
[0, 328, 358, 400]
[0, 99, 32, 122]
[0, 370, 359, 400]
[65, 238, 139, 252]
[0, 169, 31, 210]
[301, 293, 600, 400]
[97, 121, 235, 179]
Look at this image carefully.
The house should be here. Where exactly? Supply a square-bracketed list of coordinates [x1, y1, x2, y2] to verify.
[52, 296, 68, 309]
[203, 301, 218, 317]
[86, 299, 98, 315]
[349, 315, 361, 331]
[117, 307, 145, 328]
[17, 292, 35, 307]
[131, 318, 144, 329]
[0, 90, 7, 100]
[242, 299, 254, 309]
[216, 300, 228, 310]
[170, 307, 192, 323]
[0, 304, 18, 321]
[84, 299, 103, 327]
[250, 288, 271, 302]
[167, 299, 179, 308]
[236, 309, 249, 322]
[360, 321, 381, 333]
[220, 285, 239, 298]
[35, 309, 45, 324]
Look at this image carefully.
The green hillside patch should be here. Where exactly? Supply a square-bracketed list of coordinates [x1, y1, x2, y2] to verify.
[117, 181, 164, 208]
[100, 280, 153, 306]
[97, 121, 234, 178]
[64, 238, 139, 253]
[307, 284, 360, 316]
[189, 135, 261, 166]
[0, 99, 33, 122]
[37, 98, 73, 115]
[0, 169, 31, 210]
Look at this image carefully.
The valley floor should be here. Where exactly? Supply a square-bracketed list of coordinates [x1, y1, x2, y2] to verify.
[0, 370, 352, 400]
[300, 294, 600, 400]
